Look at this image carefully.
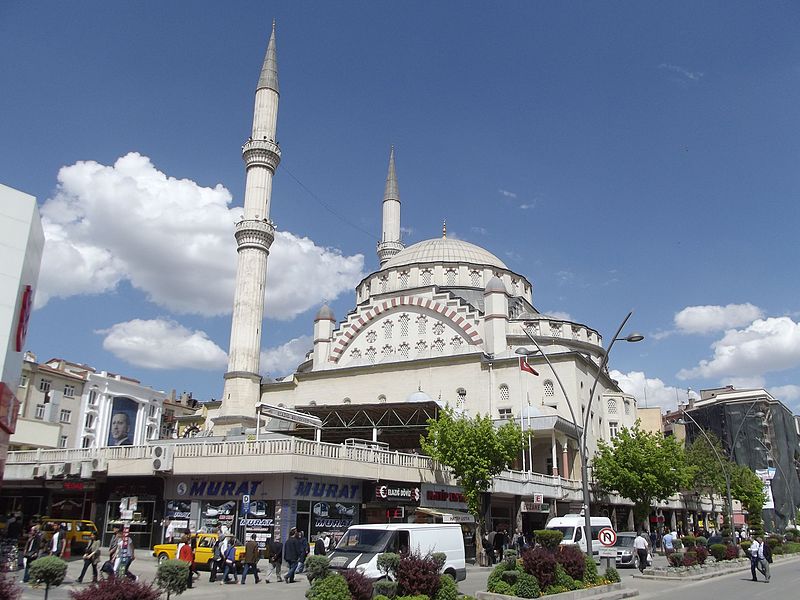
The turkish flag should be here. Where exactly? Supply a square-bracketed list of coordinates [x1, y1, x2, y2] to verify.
[519, 357, 539, 376]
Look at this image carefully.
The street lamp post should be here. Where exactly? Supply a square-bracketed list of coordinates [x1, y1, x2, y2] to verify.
[518, 311, 643, 557]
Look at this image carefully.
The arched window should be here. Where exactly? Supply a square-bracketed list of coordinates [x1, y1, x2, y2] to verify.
[309, 400, 317, 406]
[451, 336, 462, 350]
[457, 388, 467, 406]
[543, 380, 555, 397]
[398, 342, 410, 359]
[421, 269, 432, 286]
[350, 348, 362, 360]
[607, 399, 618, 414]
[399, 314, 410, 336]
[417, 315, 427, 335]
[445, 268, 457, 286]
[379, 274, 388, 293]
[366, 347, 377, 362]
[470, 270, 481, 287]
[433, 338, 445, 353]
[383, 319, 393, 339]
[433, 322, 445, 335]
[499, 384, 510, 403]
[382, 345, 393, 358]
[399, 271, 410, 288]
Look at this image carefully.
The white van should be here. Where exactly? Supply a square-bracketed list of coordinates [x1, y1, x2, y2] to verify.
[545, 514, 613, 555]
[327, 523, 466, 581]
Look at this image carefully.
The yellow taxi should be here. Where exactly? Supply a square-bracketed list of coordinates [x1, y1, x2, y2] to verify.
[40, 518, 98, 554]
[152, 532, 246, 569]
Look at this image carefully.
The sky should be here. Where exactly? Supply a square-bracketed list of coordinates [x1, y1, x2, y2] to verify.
[2, 1, 800, 414]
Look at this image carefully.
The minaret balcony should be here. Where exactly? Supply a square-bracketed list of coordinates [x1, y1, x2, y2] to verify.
[242, 138, 281, 171]
[377, 240, 404, 263]
[235, 219, 275, 251]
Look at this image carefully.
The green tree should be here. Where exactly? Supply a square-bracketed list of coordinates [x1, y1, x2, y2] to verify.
[28, 556, 67, 600]
[156, 559, 190, 600]
[729, 462, 767, 536]
[685, 432, 729, 529]
[592, 422, 692, 529]
[420, 406, 525, 561]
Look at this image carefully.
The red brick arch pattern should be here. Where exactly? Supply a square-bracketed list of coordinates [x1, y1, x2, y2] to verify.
[329, 296, 482, 363]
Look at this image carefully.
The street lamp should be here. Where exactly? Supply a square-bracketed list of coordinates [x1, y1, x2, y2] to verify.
[519, 311, 643, 557]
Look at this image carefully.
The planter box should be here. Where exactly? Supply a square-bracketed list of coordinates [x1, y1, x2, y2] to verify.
[477, 582, 638, 600]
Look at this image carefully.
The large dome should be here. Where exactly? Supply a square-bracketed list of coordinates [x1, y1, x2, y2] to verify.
[383, 238, 507, 270]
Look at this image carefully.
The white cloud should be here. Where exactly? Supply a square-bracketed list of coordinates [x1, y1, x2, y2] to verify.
[99, 319, 228, 370]
[36, 153, 364, 320]
[400, 226, 414, 237]
[545, 311, 572, 321]
[260, 335, 312, 378]
[499, 189, 517, 199]
[769, 384, 800, 413]
[610, 370, 698, 413]
[674, 303, 764, 335]
[658, 63, 704, 81]
[519, 203, 535, 210]
[471, 226, 488, 235]
[677, 316, 800, 380]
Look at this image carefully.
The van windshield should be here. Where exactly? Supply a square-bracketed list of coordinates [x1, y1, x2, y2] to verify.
[548, 527, 574, 541]
[335, 529, 394, 554]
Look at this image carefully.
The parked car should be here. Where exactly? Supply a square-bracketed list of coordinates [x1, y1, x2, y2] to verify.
[152, 533, 245, 569]
[613, 532, 652, 569]
[40, 518, 98, 555]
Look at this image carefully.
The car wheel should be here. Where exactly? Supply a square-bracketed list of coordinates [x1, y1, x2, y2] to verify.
[158, 552, 170, 564]
[633, 554, 639, 570]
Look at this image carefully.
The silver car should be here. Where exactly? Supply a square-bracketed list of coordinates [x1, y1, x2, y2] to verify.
[614, 532, 652, 569]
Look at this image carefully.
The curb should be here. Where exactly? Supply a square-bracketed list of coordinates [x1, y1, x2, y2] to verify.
[477, 582, 639, 600]
[633, 551, 800, 581]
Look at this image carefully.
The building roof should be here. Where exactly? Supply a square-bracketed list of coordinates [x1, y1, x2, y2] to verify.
[382, 237, 507, 270]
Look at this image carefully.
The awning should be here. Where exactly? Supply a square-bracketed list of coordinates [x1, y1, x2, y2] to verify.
[415, 506, 475, 524]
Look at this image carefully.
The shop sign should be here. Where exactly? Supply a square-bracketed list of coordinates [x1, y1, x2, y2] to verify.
[166, 500, 191, 519]
[292, 479, 361, 501]
[311, 500, 356, 531]
[175, 479, 262, 498]
[521, 502, 550, 513]
[239, 517, 274, 528]
[372, 482, 420, 503]
[420, 484, 467, 510]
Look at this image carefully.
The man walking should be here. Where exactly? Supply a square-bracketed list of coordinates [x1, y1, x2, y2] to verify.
[314, 533, 327, 556]
[77, 533, 101, 583]
[633, 531, 649, 573]
[209, 534, 225, 582]
[283, 528, 302, 583]
[263, 537, 283, 583]
[749, 537, 762, 581]
[241, 533, 261, 584]
[22, 525, 42, 583]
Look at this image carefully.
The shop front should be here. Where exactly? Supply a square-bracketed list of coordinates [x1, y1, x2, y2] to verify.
[96, 477, 163, 549]
[362, 480, 421, 525]
[416, 483, 476, 561]
[520, 494, 551, 534]
[280, 475, 361, 546]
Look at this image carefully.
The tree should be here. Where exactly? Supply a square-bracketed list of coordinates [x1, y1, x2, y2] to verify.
[420, 405, 525, 561]
[592, 422, 692, 530]
[156, 559, 190, 600]
[685, 431, 729, 529]
[28, 556, 67, 600]
[729, 462, 767, 536]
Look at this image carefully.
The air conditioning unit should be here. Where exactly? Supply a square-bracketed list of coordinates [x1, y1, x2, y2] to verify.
[49, 463, 68, 478]
[151, 445, 174, 472]
[80, 461, 95, 479]
[32, 465, 46, 479]
[91, 457, 108, 473]
[69, 461, 81, 476]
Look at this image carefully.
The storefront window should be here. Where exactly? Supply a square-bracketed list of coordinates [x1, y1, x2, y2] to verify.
[105, 499, 155, 549]
[200, 499, 237, 537]
[239, 500, 275, 550]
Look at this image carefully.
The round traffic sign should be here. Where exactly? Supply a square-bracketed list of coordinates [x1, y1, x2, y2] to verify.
[598, 527, 617, 547]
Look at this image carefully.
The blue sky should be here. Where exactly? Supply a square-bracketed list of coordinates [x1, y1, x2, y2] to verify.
[2, 1, 799, 412]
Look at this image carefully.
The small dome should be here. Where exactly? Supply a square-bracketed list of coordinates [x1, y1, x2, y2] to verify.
[484, 276, 506, 294]
[406, 390, 432, 403]
[314, 304, 335, 321]
[522, 405, 543, 418]
[383, 238, 507, 270]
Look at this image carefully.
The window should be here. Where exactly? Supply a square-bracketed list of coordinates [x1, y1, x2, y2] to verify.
[624, 401, 631, 415]
[381, 345, 393, 358]
[84, 414, 95, 429]
[88, 389, 98, 406]
[398, 342, 410, 359]
[82, 437, 91, 448]
[19, 374, 28, 387]
[399, 271, 409, 288]
[470, 270, 481, 287]
[59, 409, 71, 423]
[498, 408, 513, 420]
[379, 275, 388, 293]
[350, 348, 362, 360]
[416, 315, 427, 335]
[433, 338, 445, 353]
[366, 347, 377, 363]
[366, 330, 377, 343]
[35, 404, 45, 419]
[543, 380, 555, 397]
[433, 321, 445, 335]
[59, 435, 68, 449]
[63, 384, 75, 397]
[607, 399, 618, 414]
[378, 395, 387, 404]
[415, 340, 428, 353]
[445, 268, 457, 286]
[382, 319, 393, 339]
[146, 425, 154, 439]
[343, 397, 351, 404]
[457, 388, 467, 406]
[399, 314, 409, 336]
[39, 378, 52, 393]
[421, 269, 432, 286]
[500, 384, 510, 403]
[609, 421, 619, 439]
[450, 336, 462, 350]
[149, 404, 157, 417]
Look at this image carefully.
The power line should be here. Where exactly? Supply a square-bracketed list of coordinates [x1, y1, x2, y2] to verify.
[281, 163, 379, 242]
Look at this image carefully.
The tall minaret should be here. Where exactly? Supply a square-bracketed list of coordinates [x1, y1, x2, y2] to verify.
[218, 22, 281, 429]
[376, 147, 404, 265]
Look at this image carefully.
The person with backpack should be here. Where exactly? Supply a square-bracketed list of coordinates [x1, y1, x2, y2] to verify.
[222, 536, 238, 584]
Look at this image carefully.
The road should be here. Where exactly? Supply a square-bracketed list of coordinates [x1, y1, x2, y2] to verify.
[8, 553, 800, 599]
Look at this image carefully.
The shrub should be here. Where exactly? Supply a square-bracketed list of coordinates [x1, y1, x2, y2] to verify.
[667, 553, 683, 567]
[583, 557, 599, 585]
[772, 545, 784, 555]
[604, 567, 620, 583]
[29, 556, 67, 600]
[709, 544, 727, 561]
[556, 545, 585, 581]
[431, 552, 447, 572]
[374, 579, 398, 599]
[696, 536, 708, 547]
[785, 528, 800, 541]
[783, 541, 800, 553]
[0, 575, 21, 600]
[68, 578, 161, 600]
[673, 539, 683, 550]
[307, 572, 352, 600]
[503, 549, 518, 569]
[682, 552, 698, 567]
[534, 530, 563, 552]
[767, 536, 782, 549]
[502, 570, 519, 585]
[375, 596, 391, 600]
[305, 555, 331, 584]
[487, 563, 507, 591]
[396, 552, 442, 598]
[543, 585, 570, 595]
[572, 580, 584, 589]
[514, 571, 541, 598]
[342, 568, 373, 600]
[522, 547, 557, 589]
[740, 540, 752, 553]
[724, 544, 739, 560]
[694, 545, 709, 564]
[155, 559, 189, 599]
[553, 564, 577, 591]
[488, 579, 513, 595]
[396, 596, 429, 600]
[377, 553, 401, 578]
[434, 574, 459, 600]
[682, 535, 697, 548]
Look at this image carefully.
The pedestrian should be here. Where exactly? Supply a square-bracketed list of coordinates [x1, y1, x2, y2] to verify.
[77, 533, 101, 583]
[482, 533, 494, 566]
[22, 525, 42, 583]
[749, 536, 762, 581]
[222, 536, 238, 584]
[178, 534, 194, 589]
[314, 533, 327, 556]
[649, 529, 657, 551]
[760, 538, 772, 583]
[322, 532, 331, 553]
[241, 533, 261, 584]
[633, 531, 649, 573]
[49, 523, 66, 557]
[662, 531, 675, 556]
[295, 530, 309, 573]
[209, 534, 225, 582]
[116, 531, 136, 580]
[283, 528, 302, 583]
[263, 537, 283, 583]
[492, 528, 506, 563]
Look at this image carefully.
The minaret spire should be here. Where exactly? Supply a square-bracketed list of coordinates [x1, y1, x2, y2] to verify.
[377, 146, 404, 265]
[218, 22, 282, 431]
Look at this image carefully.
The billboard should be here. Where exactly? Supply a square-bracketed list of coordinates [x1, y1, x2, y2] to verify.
[107, 396, 137, 446]
[755, 468, 776, 510]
